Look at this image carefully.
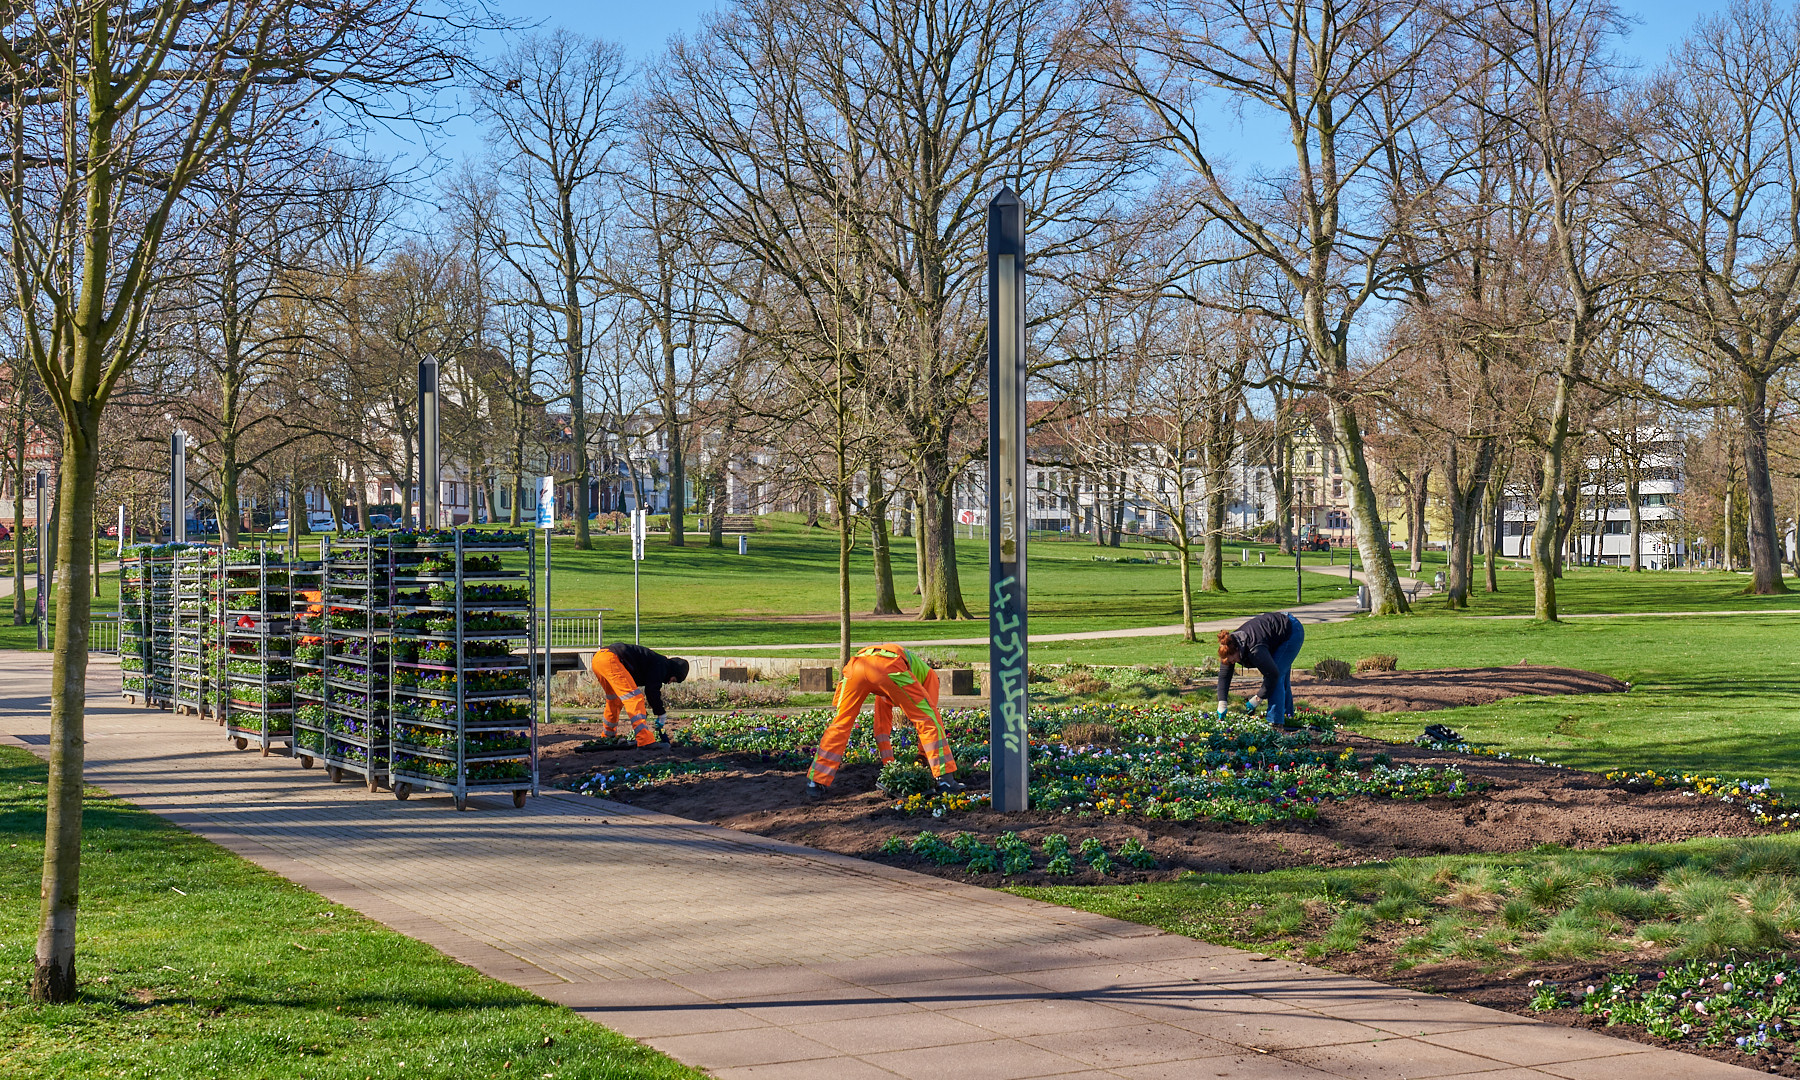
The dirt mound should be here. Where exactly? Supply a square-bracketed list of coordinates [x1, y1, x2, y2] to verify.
[540, 726, 1764, 886]
[1268, 664, 1628, 714]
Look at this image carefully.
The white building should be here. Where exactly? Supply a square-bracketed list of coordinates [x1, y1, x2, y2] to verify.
[1499, 430, 1685, 569]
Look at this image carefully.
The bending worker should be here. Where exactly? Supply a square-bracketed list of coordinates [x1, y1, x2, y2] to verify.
[808, 643, 963, 798]
[1217, 611, 1305, 730]
[589, 642, 690, 747]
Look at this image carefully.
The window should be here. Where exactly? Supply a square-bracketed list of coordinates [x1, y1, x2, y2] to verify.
[1332, 479, 1343, 499]
[1604, 520, 1630, 535]
[1305, 452, 1315, 468]
[1640, 493, 1669, 507]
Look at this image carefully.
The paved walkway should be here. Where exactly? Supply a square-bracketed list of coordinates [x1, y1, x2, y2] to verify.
[1, 653, 1757, 1079]
[723, 566, 1416, 652]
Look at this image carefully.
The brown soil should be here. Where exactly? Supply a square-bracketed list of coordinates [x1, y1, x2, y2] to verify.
[1267, 664, 1629, 714]
[540, 728, 1767, 888]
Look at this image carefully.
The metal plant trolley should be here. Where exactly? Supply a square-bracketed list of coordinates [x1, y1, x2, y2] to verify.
[389, 528, 539, 810]
[146, 546, 178, 708]
[290, 556, 328, 768]
[118, 548, 154, 703]
[172, 544, 216, 716]
[219, 545, 296, 756]
[318, 535, 394, 791]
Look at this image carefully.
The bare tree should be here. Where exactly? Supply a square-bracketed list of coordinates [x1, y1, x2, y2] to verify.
[1637, 0, 1800, 594]
[1090, 0, 1484, 613]
[475, 30, 631, 550]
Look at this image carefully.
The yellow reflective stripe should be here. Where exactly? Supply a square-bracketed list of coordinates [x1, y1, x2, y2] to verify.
[816, 750, 844, 763]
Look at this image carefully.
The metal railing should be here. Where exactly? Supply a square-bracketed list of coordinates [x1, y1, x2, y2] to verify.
[41, 613, 120, 654]
[546, 609, 610, 649]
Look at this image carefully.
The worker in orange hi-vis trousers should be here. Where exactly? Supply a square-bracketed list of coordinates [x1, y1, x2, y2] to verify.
[589, 643, 690, 748]
[807, 644, 964, 799]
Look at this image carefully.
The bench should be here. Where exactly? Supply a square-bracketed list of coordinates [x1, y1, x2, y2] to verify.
[719, 515, 756, 533]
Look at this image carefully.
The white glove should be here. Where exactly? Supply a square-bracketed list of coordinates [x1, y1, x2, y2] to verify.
[1215, 701, 1228, 718]
[1246, 696, 1262, 714]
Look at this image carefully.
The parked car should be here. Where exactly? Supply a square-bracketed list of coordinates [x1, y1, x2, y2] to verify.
[366, 513, 394, 529]
[308, 512, 338, 532]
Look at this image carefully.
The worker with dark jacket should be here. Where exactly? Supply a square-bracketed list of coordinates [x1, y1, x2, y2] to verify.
[1216, 611, 1305, 729]
[590, 643, 690, 746]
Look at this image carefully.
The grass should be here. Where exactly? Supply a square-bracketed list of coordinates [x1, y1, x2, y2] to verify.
[1012, 833, 1800, 972]
[528, 516, 1352, 647]
[0, 745, 703, 1080]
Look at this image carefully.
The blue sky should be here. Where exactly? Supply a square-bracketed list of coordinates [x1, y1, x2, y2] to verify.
[385, 0, 1731, 174]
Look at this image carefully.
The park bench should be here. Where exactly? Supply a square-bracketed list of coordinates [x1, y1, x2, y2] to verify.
[719, 514, 756, 533]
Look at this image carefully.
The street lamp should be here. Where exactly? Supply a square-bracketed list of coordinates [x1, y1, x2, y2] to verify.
[419, 357, 440, 529]
[170, 430, 187, 543]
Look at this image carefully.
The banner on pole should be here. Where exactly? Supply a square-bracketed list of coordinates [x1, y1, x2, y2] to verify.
[536, 476, 555, 529]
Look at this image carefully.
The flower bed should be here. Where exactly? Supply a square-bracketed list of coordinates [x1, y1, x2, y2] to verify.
[588, 703, 1481, 823]
[1532, 957, 1800, 1059]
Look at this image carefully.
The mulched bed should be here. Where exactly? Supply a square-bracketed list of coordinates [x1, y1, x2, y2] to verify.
[541, 728, 1770, 886]
[1250, 663, 1629, 714]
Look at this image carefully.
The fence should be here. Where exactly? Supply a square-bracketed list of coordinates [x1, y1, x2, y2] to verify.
[41, 613, 119, 654]
[546, 609, 610, 649]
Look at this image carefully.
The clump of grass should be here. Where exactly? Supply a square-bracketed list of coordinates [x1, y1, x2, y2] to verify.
[1330, 705, 1367, 725]
[1308, 907, 1374, 957]
[1354, 654, 1398, 674]
[1729, 837, 1800, 878]
[1575, 885, 1669, 922]
[1502, 897, 1544, 930]
[1251, 896, 1311, 938]
[1522, 909, 1618, 960]
[1522, 870, 1581, 911]
[1060, 721, 1119, 745]
[1311, 657, 1352, 682]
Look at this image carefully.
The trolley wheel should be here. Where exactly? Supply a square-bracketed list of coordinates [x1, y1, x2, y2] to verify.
[512, 790, 528, 808]
[394, 783, 412, 801]
[260, 744, 270, 758]
[233, 737, 248, 750]
[299, 755, 314, 769]
[455, 793, 469, 811]
[326, 766, 343, 783]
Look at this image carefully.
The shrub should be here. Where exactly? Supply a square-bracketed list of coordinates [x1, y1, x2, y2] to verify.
[1311, 658, 1353, 682]
[1355, 654, 1398, 673]
[1331, 705, 1367, 725]
[1061, 721, 1119, 745]
[663, 679, 794, 710]
[1058, 675, 1111, 696]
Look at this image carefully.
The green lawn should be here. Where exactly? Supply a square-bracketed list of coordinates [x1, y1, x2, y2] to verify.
[532, 518, 1347, 647]
[0, 745, 701, 1080]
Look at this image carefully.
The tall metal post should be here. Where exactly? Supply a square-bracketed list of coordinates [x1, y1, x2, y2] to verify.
[35, 470, 47, 649]
[987, 187, 1029, 813]
[171, 431, 187, 543]
[419, 357, 440, 529]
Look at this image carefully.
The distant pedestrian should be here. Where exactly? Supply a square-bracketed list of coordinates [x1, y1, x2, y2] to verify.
[1216, 611, 1306, 729]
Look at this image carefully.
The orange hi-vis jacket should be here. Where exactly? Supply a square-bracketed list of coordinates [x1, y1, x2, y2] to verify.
[808, 644, 956, 788]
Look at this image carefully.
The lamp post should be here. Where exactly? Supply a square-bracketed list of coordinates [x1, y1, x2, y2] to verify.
[170, 430, 186, 543]
[419, 357, 440, 529]
[987, 187, 1029, 813]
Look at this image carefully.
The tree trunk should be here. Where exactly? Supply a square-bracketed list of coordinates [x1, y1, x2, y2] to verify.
[867, 463, 900, 615]
[836, 475, 851, 665]
[1553, 449, 1581, 579]
[1485, 468, 1503, 593]
[1408, 467, 1430, 576]
[1176, 523, 1196, 642]
[1326, 398, 1409, 614]
[1532, 430, 1566, 621]
[1724, 485, 1736, 571]
[1200, 476, 1226, 592]
[917, 457, 970, 620]
[912, 488, 927, 597]
[1274, 432, 1295, 555]
[1741, 379, 1789, 593]
[1626, 463, 1642, 572]
[33, 412, 97, 1003]
[13, 413, 27, 625]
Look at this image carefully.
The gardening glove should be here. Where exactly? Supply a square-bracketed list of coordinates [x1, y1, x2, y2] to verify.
[1245, 696, 1262, 715]
[1216, 701, 1228, 719]
[654, 715, 670, 742]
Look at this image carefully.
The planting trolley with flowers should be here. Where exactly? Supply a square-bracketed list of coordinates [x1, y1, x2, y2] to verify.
[216, 544, 299, 757]
[306, 534, 396, 790]
[171, 545, 218, 717]
[387, 528, 539, 810]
